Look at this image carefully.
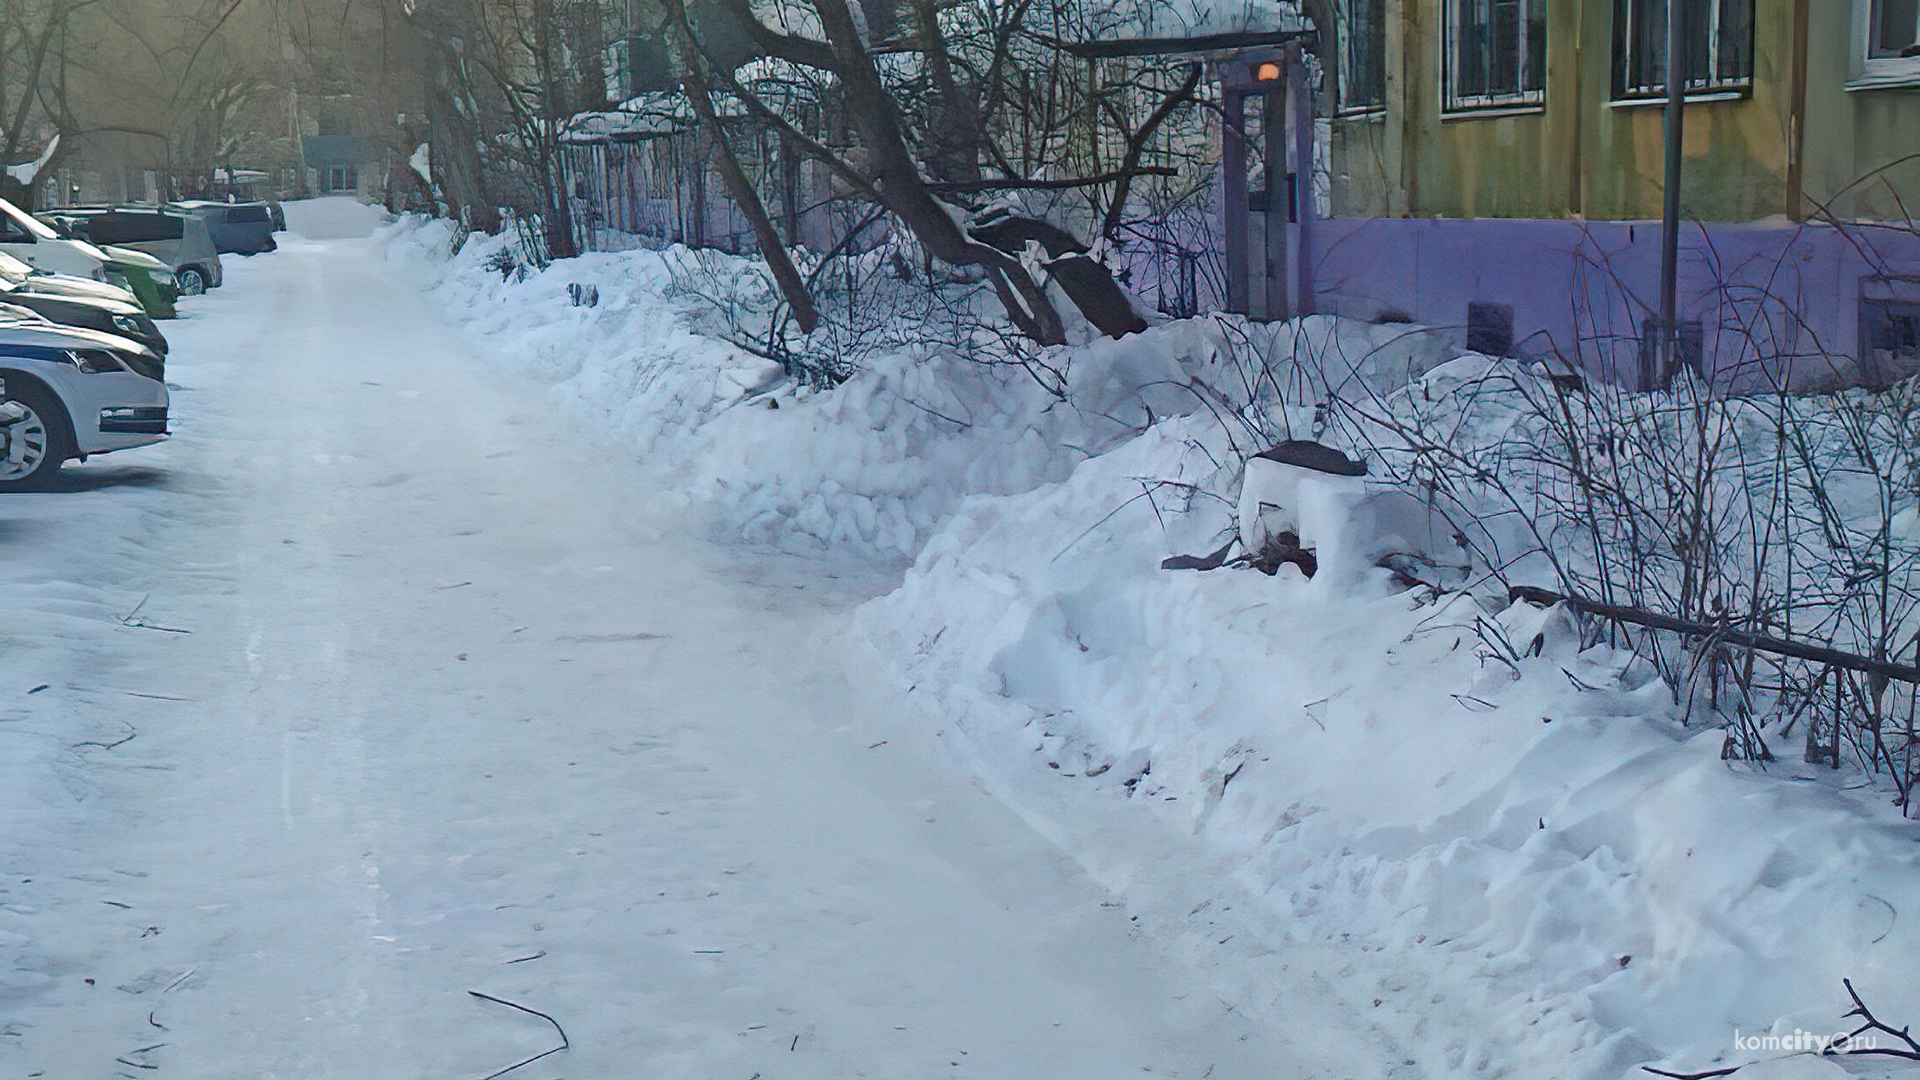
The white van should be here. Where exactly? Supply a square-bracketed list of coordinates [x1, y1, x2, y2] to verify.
[0, 198, 112, 280]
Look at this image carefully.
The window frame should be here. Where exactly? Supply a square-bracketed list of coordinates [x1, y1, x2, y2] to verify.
[1859, 275, 1920, 386]
[1853, 0, 1920, 89]
[1336, 0, 1387, 117]
[88, 212, 184, 245]
[1613, 0, 1755, 102]
[1441, 0, 1548, 115]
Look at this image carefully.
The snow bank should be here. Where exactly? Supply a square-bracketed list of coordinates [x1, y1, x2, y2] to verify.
[390, 217, 1920, 1079]
[858, 401, 1920, 1080]
[285, 196, 389, 239]
[383, 217, 1370, 559]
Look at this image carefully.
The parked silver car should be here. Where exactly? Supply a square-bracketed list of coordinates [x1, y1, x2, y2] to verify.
[39, 207, 224, 295]
[0, 310, 167, 490]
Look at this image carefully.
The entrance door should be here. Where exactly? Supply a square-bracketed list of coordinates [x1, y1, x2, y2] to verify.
[1221, 44, 1315, 322]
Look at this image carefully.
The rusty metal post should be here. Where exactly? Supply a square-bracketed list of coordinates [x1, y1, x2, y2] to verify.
[1657, 0, 1686, 387]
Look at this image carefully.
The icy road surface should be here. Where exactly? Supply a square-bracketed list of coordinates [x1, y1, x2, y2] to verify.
[2, 212, 1398, 1078]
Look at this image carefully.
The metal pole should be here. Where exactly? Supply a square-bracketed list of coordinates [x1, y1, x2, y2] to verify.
[1658, 0, 1686, 388]
[1290, 40, 1316, 318]
[1263, 77, 1288, 319]
[1222, 87, 1249, 315]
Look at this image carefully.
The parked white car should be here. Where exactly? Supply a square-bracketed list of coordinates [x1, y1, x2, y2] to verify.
[0, 251, 142, 308]
[0, 197, 114, 280]
[0, 311, 167, 490]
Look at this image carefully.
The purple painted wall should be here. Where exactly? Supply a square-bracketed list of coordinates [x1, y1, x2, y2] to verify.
[1309, 218, 1920, 391]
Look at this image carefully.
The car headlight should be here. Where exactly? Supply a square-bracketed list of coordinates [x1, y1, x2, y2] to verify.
[65, 348, 127, 374]
[147, 268, 175, 285]
[111, 314, 144, 336]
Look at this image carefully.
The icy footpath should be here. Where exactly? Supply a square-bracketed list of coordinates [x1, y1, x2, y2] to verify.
[0, 399, 203, 1013]
[387, 220, 1920, 1080]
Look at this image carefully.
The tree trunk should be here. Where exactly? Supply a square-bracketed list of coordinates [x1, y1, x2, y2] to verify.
[681, 77, 820, 333]
[424, 51, 496, 233]
[807, 0, 1066, 344]
[668, 0, 819, 332]
[0, 177, 33, 212]
[532, 0, 579, 259]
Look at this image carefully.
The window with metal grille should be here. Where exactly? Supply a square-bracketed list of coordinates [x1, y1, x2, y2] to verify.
[1444, 0, 1547, 111]
[1338, 0, 1387, 114]
[1614, 0, 1754, 99]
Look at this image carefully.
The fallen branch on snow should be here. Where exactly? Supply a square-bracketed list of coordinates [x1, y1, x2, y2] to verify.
[1832, 977, 1920, 1061]
[120, 596, 191, 635]
[1639, 978, 1920, 1078]
[469, 990, 569, 1080]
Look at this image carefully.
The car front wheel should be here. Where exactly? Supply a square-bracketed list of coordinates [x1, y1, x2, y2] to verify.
[0, 381, 70, 491]
[176, 267, 208, 296]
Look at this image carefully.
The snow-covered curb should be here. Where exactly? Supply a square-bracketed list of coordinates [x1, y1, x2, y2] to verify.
[389, 218, 1920, 1080]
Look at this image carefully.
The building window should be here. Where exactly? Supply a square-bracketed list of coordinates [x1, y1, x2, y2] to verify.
[1338, 0, 1386, 114]
[1615, 0, 1754, 99]
[1856, 0, 1920, 86]
[1871, 0, 1920, 56]
[1861, 277, 1920, 386]
[1444, 0, 1547, 112]
[324, 165, 359, 192]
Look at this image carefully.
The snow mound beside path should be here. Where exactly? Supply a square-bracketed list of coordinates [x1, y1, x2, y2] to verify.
[285, 197, 389, 239]
[380, 217, 1338, 559]
[859, 407, 1920, 1080]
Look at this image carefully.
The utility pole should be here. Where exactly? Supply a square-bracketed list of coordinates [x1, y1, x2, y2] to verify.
[1657, 0, 1686, 388]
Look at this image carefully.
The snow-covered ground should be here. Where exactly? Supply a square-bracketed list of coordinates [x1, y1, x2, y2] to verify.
[0, 201, 1424, 1077]
[375, 219, 1920, 1080]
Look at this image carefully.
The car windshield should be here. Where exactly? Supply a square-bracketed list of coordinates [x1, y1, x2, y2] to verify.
[85, 212, 185, 245]
[0, 199, 64, 241]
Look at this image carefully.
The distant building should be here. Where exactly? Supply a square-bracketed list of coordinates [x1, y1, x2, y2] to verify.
[301, 103, 387, 200]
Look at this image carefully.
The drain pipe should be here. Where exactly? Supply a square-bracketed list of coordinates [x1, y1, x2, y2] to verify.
[1786, 0, 1811, 222]
[1657, 0, 1686, 389]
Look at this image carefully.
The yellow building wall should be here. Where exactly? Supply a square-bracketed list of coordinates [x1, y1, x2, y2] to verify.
[1800, 13, 1920, 221]
[1325, 0, 1920, 223]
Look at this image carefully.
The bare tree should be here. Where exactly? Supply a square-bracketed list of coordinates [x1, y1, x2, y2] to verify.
[658, 0, 1181, 344]
[0, 0, 96, 206]
[403, 0, 621, 258]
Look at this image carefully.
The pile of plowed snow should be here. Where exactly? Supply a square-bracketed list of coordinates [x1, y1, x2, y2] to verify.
[285, 196, 389, 239]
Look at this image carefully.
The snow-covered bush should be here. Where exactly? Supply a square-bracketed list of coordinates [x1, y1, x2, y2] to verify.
[1301, 350, 1920, 807]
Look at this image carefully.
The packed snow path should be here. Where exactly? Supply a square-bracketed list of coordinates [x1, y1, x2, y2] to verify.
[4, 214, 1392, 1078]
